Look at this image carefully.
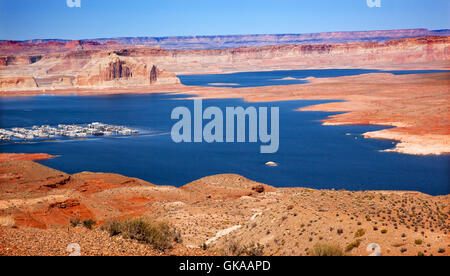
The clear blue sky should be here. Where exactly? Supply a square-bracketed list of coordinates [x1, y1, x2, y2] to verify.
[0, 0, 449, 40]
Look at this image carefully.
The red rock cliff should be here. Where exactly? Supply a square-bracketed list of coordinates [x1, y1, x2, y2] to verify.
[0, 36, 448, 90]
[0, 76, 38, 90]
[75, 53, 180, 88]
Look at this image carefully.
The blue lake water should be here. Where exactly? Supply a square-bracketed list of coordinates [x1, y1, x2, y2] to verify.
[178, 69, 450, 88]
[0, 69, 448, 195]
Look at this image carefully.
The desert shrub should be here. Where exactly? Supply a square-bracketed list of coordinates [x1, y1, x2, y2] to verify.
[222, 238, 265, 256]
[82, 218, 97, 230]
[101, 220, 122, 236]
[346, 240, 361, 252]
[223, 238, 242, 256]
[354, 229, 366, 238]
[381, 229, 388, 234]
[70, 217, 81, 227]
[101, 218, 180, 251]
[245, 243, 265, 256]
[414, 239, 423, 245]
[309, 243, 345, 256]
[121, 218, 155, 242]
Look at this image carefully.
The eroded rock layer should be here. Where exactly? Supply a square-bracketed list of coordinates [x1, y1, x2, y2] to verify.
[1, 36, 448, 91]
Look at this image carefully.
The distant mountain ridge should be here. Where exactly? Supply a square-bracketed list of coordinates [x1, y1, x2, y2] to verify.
[3, 29, 449, 50]
[1, 35, 449, 91]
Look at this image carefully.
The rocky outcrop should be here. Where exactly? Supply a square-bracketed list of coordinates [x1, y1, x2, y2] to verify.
[51, 76, 73, 88]
[0, 55, 42, 67]
[64, 40, 101, 51]
[0, 76, 38, 90]
[102, 57, 133, 81]
[0, 40, 125, 56]
[75, 53, 180, 87]
[149, 65, 157, 84]
[152, 68, 180, 84]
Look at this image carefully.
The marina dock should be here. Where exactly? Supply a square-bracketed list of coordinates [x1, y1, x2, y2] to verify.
[0, 122, 138, 141]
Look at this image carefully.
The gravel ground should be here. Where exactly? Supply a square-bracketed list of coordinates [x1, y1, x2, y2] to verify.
[0, 226, 212, 256]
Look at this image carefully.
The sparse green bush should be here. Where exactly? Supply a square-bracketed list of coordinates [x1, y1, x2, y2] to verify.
[223, 238, 241, 256]
[381, 229, 388, 234]
[102, 220, 122, 236]
[309, 243, 345, 256]
[82, 218, 97, 230]
[414, 239, 423, 245]
[354, 229, 366, 238]
[222, 238, 265, 256]
[70, 217, 80, 227]
[345, 240, 361, 252]
[101, 217, 180, 251]
[245, 243, 265, 256]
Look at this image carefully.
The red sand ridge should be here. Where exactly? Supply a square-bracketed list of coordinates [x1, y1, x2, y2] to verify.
[0, 153, 57, 163]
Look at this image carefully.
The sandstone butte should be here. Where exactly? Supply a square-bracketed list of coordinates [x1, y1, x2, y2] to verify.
[0, 153, 448, 256]
[0, 35, 449, 256]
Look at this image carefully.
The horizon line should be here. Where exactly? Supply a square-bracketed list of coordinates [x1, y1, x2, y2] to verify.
[2, 28, 449, 43]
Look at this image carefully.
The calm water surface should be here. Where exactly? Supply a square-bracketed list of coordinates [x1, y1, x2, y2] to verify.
[178, 69, 449, 87]
[0, 69, 448, 195]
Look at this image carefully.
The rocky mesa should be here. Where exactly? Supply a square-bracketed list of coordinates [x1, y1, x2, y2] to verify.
[5, 28, 449, 50]
[0, 48, 180, 91]
[75, 52, 180, 88]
